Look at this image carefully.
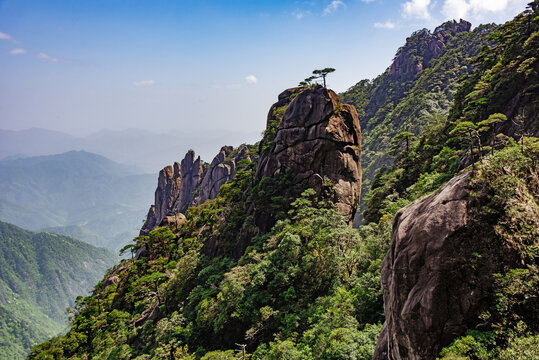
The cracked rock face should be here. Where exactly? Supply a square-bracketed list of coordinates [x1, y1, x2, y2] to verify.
[374, 171, 526, 359]
[140, 163, 182, 235]
[374, 172, 471, 360]
[193, 145, 249, 207]
[389, 19, 471, 78]
[256, 85, 362, 222]
[176, 150, 205, 214]
[140, 146, 250, 235]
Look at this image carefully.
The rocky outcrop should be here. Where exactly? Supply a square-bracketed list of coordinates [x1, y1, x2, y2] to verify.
[176, 150, 205, 214]
[389, 19, 471, 78]
[373, 170, 529, 359]
[140, 146, 251, 235]
[256, 85, 361, 224]
[140, 163, 182, 235]
[193, 145, 250, 207]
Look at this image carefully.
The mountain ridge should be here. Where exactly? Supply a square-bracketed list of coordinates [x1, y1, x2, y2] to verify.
[0, 221, 117, 359]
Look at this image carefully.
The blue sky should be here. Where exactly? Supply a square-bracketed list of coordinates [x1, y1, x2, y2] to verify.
[0, 0, 530, 138]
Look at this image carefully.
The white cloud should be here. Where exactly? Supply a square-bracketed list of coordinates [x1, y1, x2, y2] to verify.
[9, 48, 26, 55]
[470, 0, 510, 13]
[294, 9, 312, 19]
[245, 75, 258, 84]
[362, 0, 376, 3]
[323, 0, 346, 15]
[442, 0, 526, 20]
[0, 31, 18, 43]
[402, 0, 431, 19]
[374, 20, 396, 28]
[132, 80, 155, 87]
[442, 0, 471, 19]
[37, 52, 58, 62]
[0, 32, 13, 41]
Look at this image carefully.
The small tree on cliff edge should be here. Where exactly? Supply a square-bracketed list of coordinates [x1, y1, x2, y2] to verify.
[313, 68, 335, 88]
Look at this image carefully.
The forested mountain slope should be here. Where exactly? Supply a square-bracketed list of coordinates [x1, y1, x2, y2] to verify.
[0, 221, 117, 359]
[27, 2, 538, 359]
[366, 2, 538, 358]
[340, 20, 497, 222]
[29, 86, 383, 360]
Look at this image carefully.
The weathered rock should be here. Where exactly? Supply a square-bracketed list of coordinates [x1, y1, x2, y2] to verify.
[140, 146, 250, 235]
[373, 171, 526, 359]
[140, 163, 182, 235]
[159, 213, 186, 233]
[176, 150, 205, 214]
[256, 85, 361, 223]
[389, 20, 471, 78]
[193, 145, 250, 207]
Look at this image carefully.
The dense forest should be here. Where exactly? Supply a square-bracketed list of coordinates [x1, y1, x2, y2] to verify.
[28, 2, 538, 359]
[0, 222, 117, 359]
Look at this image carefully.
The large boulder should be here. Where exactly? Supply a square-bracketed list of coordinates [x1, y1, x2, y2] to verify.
[256, 85, 361, 223]
[374, 168, 536, 359]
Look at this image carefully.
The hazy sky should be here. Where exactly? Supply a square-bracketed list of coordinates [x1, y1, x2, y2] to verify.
[0, 0, 529, 137]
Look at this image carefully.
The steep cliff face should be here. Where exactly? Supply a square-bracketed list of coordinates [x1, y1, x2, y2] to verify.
[192, 145, 250, 207]
[176, 150, 205, 214]
[140, 163, 182, 235]
[374, 140, 539, 359]
[140, 145, 251, 235]
[389, 20, 471, 78]
[340, 20, 493, 225]
[256, 85, 361, 227]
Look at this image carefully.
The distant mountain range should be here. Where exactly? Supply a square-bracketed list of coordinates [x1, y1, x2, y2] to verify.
[0, 127, 260, 173]
[0, 221, 117, 359]
[0, 150, 155, 250]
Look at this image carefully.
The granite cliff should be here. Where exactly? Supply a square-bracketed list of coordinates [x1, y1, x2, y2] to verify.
[141, 85, 361, 246]
[389, 20, 471, 78]
[254, 85, 361, 231]
[374, 139, 538, 358]
[140, 145, 250, 235]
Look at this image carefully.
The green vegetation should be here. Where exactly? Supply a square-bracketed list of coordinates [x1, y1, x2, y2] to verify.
[436, 138, 538, 359]
[359, 2, 539, 357]
[299, 68, 336, 88]
[363, 1, 538, 225]
[25, 3, 539, 359]
[28, 146, 391, 359]
[0, 221, 117, 359]
[340, 22, 498, 219]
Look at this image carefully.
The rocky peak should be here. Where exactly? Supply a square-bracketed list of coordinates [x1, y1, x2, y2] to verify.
[389, 19, 471, 78]
[140, 146, 251, 235]
[192, 145, 250, 207]
[256, 85, 361, 227]
[434, 19, 472, 36]
[139, 163, 182, 235]
[176, 150, 205, 214]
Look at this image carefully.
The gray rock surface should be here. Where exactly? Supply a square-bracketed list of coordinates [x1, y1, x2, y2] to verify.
[140, 146, 250, 235]
[373, 170, 529, 359]
[256, 85, 362, 223]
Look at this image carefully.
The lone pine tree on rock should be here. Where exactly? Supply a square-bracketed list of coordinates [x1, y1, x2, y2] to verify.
[313, 67, 335, 88]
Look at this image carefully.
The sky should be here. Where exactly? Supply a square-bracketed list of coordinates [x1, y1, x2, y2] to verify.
[0, 0, 530, 138]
